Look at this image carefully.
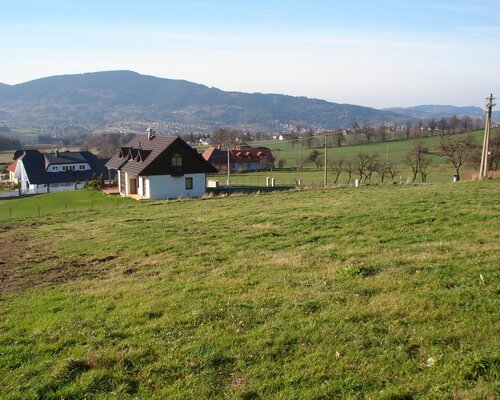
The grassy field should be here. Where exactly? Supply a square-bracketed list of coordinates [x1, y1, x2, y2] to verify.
[252, 130, 487, 167]
[0, 190, 135, 220]
[205, 130, 491, 187]
[0, 181, 499, 399]
[208, 164, 472, 187]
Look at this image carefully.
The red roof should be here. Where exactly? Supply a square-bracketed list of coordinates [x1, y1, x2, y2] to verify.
[7, 159, 17, 173]
[231, 148, 274, 163]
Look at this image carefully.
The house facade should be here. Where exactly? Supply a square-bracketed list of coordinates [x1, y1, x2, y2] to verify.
[11, 149, 110, 195]
[105, 133, 217, 200]
[202, 146, 274, 173]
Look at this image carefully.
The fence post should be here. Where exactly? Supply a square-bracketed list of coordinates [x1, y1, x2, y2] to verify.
[37, 205, 40, 217]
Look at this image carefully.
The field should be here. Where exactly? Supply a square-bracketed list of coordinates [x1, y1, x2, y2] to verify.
[0, 190, 135, 219]
[0, 181, 499, 399]
[205, 130, 491, 187]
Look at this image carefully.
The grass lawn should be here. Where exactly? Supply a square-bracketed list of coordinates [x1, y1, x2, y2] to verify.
[0, 190, 136, 220]
[261, 130, 487, 168]
[0, 181, 499, 399]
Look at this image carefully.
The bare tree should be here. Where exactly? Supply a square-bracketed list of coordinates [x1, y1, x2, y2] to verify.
[277, 159, 286, 169]
[376, 163, 390, 183]
[355, 152, 371, 181]
[489, 131, 500, 170]
[427, 119, 437, 135]
[386, 161, 401, 182]
[462, 116, 473, 132]
[332, 130, 346, 147]
[449, 115, 459, 133]
[212, 127, 239, 149]
[329, 158, 345, 184]
[305, 129, 314, 149]
[404, 140, 432, 182]
[404, 121, 413, 140]
[364, 153, 380, 182]
[437, 133, 473, 178]
[419, 157, 432, 182]
[343, 159, 354, 184]
[437, 118, 447, 134]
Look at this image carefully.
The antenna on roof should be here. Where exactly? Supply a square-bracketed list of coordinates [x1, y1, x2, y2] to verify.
[147, 127, 156, 141]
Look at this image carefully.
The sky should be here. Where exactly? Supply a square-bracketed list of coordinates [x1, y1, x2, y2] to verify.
[1, 0, 499, 108]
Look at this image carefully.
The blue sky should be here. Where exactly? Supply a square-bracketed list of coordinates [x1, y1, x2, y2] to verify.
[1, 0, 499, 108]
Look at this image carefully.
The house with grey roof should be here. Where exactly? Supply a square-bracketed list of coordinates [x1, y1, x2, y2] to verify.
[11, 149, 110, 194]
[105, 132, 216, 200]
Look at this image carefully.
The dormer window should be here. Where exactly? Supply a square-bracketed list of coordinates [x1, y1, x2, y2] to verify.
[52, 166, 58, 172]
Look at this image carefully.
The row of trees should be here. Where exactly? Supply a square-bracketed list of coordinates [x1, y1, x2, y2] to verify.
[277, 131, 499, 184]
[0, 135, 21, 151]
[79, 132, 135, 158]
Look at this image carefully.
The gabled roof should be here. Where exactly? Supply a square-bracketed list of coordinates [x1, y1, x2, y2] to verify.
[7, 159, 17, 173]
[202, 147, 235, 164]
[106, 134, 217, 175]
[231, 147, 275, 163]
[17, 150, 110, 184]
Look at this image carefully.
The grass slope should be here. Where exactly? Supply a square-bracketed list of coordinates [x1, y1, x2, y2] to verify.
[0, 190, 135, 219]
[0, 182, 499, 399]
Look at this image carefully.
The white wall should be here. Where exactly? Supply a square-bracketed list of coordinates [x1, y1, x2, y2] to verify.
[146, 173, 206, 199]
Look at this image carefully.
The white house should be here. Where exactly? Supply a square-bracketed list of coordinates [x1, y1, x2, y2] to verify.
[10, 149, 110, 195]
[105, 132, 217, 200]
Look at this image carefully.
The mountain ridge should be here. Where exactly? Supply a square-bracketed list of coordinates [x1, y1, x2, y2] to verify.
[0, 71, 496, 130]
[0, 71, 408, 130]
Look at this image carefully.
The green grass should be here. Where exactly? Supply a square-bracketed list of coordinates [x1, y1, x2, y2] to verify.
[209, 164, 474, 187]
[0, 190, 135, 219]
[0, 181, 499, 399]
[207, 130, 490, 187]
[259, 130, 486, 167]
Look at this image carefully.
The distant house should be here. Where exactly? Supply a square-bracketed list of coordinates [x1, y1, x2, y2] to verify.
[11, 149, 110, 194]
[201, 147, 234, 173]
[7, 159, 19, 183]
[202, 146, 275, 173]
[105, 133, 216, 200]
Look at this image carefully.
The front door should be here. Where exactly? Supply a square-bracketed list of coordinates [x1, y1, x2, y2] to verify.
[130, 179, 137, 194]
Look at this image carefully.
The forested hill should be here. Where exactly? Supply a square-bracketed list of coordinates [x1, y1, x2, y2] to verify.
[0, 70, 407, 129]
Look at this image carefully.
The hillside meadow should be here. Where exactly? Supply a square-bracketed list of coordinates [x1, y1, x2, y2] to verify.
[0, 181, 499, 399]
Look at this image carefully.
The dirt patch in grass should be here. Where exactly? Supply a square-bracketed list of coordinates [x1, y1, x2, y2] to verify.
[0, 223, 117, 293]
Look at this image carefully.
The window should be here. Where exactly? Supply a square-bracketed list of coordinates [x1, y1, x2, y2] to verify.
[52, 166, 58, 172]
[185, 177, 193, 190]
[171, 154, 183, 176]
[172, 154, 182, 167]
[79, 164, 86, 170]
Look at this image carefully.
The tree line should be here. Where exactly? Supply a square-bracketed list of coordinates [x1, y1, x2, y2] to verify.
[285, 130, 500, 183]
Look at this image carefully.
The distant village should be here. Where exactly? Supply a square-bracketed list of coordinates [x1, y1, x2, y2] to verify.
[1, 111, 497, 199]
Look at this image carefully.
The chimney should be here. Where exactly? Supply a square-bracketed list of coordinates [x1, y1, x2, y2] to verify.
[147, 127, 155, 141]
[54, 148, 59, 158]
[217, 144, 221, 150]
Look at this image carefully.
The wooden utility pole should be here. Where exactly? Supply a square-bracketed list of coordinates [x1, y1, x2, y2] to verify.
[479, 94, 496, 179]
[323, 133, 327, 186]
